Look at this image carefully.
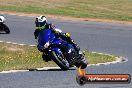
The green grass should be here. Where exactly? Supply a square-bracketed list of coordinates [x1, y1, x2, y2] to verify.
[0, 0, 132, 21]
[84, 50, 116, 64]
[0, 42, 116, 71]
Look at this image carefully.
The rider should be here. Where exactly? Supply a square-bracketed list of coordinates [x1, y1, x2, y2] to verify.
[34, 15, 81, 61]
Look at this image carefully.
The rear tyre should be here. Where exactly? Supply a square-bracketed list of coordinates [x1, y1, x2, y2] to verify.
[3, 24, 10, 34]
[52, 51, 70, 71]
[76, 57, 88, 69]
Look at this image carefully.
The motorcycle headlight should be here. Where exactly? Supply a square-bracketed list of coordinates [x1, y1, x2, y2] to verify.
[44, 41, 50, 49]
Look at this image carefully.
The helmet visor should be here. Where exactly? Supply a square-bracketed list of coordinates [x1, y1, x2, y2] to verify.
[35, 21, 46, 30]
[35, 21, 46, 27]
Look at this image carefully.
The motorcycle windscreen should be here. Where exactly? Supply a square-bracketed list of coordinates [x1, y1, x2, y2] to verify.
[38, 29, 51, 47]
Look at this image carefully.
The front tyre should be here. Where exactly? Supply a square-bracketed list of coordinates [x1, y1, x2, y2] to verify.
[52, 51, 70, 71]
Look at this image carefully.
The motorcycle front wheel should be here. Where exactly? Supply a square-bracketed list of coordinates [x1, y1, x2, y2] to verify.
[51, 51, 70, 71]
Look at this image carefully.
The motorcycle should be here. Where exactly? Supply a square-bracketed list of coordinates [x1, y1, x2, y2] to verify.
[37, 28, 88, 70]
[0, 15, 10, 34]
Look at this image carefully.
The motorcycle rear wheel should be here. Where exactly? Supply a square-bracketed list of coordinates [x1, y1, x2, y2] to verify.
[0, 24, 10, 34]
[4, 24, 10, 34]
[75, 57, 88, 69]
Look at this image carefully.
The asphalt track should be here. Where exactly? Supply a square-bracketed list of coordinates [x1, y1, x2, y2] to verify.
[0, 14, 132, 88]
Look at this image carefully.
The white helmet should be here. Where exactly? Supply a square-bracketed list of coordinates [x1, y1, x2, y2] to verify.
[35, 16, 47, 30]
[36, 15, 47, 22]
[0, 15, 6, 23]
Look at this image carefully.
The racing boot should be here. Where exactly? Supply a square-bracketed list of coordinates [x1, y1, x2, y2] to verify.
[42, 51, 51, 62]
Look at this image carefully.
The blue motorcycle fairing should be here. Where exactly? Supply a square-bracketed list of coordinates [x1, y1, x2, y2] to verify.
[51, 39, 62, 45]
[37, 28, 74, 56]
[67, 44, 74, 52]
[51, 39, 74, 53]
[51, 48, 62, 56]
